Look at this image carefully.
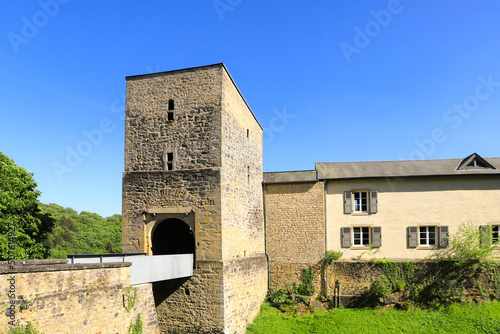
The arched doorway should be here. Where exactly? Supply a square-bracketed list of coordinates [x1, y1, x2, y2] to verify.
[151, 218, 195, 255]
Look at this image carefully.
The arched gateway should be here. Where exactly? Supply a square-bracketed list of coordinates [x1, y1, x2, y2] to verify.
[152, 218, 194, 255]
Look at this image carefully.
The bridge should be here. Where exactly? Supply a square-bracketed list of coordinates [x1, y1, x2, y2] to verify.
[67, 253, 193, 285]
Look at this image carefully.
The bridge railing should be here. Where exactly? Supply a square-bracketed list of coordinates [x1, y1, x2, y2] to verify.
[67, 253, 193, 285]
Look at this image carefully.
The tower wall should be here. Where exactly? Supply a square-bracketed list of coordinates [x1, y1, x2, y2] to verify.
[122, 64, 267, 333]
[220, 70, 267, 333]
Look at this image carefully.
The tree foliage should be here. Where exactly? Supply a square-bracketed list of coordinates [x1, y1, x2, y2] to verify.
[40, 203, 122, 258]
[0, 151, 54, 260]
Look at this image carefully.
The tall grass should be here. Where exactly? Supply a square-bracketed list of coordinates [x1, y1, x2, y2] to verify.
[247, 302, 500, 334]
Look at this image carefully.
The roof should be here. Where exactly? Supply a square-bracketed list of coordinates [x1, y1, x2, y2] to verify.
[316, 153, 500, 180]
[263, 170, 317, 184]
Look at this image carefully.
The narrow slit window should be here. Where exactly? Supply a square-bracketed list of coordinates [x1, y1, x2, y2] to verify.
[247, 166, 250, 184]
[167, 99, 174, 121]
[167, 152, 173, 171]
[247, 129, 249, 138]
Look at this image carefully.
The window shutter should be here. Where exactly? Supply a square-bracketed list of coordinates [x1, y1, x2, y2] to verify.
[372, 226, 382, 248]
[408, 226, 418, 248]
[341, 227, 351, 248]
[439, 226, 449, 247]
[369, 190, 378, 213]
[479, 225, 490, 245]
[344, 191, 352, 214]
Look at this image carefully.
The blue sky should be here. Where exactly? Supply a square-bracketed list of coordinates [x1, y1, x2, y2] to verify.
[1, 1, 500, 217]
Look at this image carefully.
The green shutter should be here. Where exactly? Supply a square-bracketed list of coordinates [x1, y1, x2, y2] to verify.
[369, 190, 378, 213]
[341, 227, 351, 248]
[479, 225, 490, 245]
[439, 226, 449, 247]
[372, 226, 382, 248]
[344, 191, 352, 214]
[408, 226, 418, 248]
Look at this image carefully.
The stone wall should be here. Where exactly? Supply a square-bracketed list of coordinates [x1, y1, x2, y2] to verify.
[0, 259, 159, 334]
[123, 64, 267, 333]
[220, 67, 264, 261]
[122, 169, 222, 261]
[154, 262, 225, 333]
[124, 65, 223, 172]
[264, 181, 325, 291]
[219, 68, 267, 333]
[223, 256, 268, 334]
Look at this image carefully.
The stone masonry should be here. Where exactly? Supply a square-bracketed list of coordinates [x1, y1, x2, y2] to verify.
[122, 64, 268, 333]
[0, 259, 159, 334]
[263, 176, 326, 291]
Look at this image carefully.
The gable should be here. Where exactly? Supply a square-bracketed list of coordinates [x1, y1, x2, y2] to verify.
[456, 153, 496, 171]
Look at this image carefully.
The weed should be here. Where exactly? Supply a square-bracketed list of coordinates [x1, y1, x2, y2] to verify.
[324, 250, 342, 265]
[127, 314, 142, 334]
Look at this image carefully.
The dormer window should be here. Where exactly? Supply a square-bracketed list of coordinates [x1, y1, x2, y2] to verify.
[457, 153, 496, 170]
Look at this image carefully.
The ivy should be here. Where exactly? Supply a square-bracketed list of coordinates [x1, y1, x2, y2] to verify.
[128, 314, 143, 334]
[124, 287, 137, 313]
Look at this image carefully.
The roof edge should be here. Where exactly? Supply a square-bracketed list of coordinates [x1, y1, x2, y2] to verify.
[125, 63, 225, 80]
[220, 64, 263, 130]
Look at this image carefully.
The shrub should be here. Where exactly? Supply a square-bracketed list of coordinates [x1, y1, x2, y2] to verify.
[324, 250, 342, 265]
[369, 276, 392, 299]
[267, 285, 297, 311]
[445, 220, 498, 262]
[297, 266, 315, 296]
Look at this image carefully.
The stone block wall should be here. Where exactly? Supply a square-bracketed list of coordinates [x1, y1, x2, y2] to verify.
[217, 68, 268, 333]
[122, 169, 222, 261]
[223, 256, 268, 334]
[154, 262, 225, 333]
[0, 259, 159, 334]
[123, 64, 268, 333]
[220, 67, 264, 261]
[124, 65, 223, 172]
[264, 181, 326, 290]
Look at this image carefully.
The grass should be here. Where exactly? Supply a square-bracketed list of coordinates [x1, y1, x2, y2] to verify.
[247, 302, 500, 334]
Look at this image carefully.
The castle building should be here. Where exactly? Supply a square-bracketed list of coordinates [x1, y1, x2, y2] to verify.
[122, 63, 500, 332]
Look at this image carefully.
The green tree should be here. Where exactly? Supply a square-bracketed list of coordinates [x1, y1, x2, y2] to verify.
[39, 203, 122, 258]
[0, 151, 55, 260]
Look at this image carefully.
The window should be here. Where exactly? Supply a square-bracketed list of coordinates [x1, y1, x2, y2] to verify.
[344, 190, 378, 214]
[419, 226, 436, 246]
[408, 225, 448, 248]
[493, 226, 499, 244]
[341, 226, 381, 248]
[492, 225, 499, 244]
[353, 191, 368, 213]
[165, 152, 173, 171]
[168, 99, 174, 120]
[479, 225, 500, 246]
[353, 227, 370, 246]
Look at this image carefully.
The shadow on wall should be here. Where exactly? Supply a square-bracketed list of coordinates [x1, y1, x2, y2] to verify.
[153, 277, 190, 308]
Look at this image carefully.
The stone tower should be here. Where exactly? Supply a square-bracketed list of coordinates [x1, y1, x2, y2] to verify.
[122, 64, 268, 333]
